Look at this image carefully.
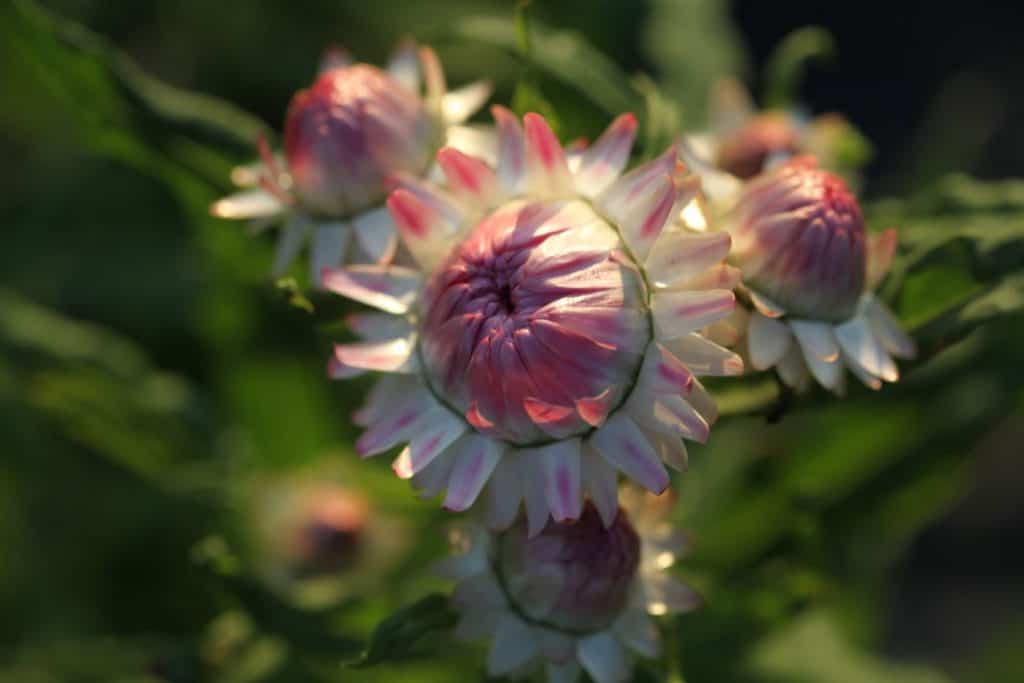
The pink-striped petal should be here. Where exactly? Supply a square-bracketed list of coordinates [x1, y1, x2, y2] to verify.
[653, 289, 736, 340]
[436, 146, 498, 206]
[790, 320, 840, 362]
[646, 231, 732, 288]
[640, 343, 696, 395]
[574, 113, 638, 197]
[835, 315, 898, 382]
[321, 264, 421, 314]
[345, 312, 412, 341]
[351, 206, 398, 264]
[537, 439, 583, 523]
[355, 391, 438, 457]
[492, 105, 525, 195]
[521, 454, 551, 537]
[663, 333, 744, 377]
[487, 453, 524, 530]
[419, 46, 446, 109]
[387, 40, 420, 92]
[442, 80, 493, 124]
[209, 188, 284, 219]
[332, 337, 417, 373]
[616, 174, 679, 261]
[387, 189, 455, 269]
[309, 222, 349, 286]
[582, 445, 619, 527]
[393, 412, 466, 479]
[590, 413, 669, 494]
[747, 311, 794, 370]
[524, 113, 573, 197]
[443, 436, 503, 512]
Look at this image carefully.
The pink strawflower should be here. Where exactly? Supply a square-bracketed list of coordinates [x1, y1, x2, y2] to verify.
[210, 42, 494, 285]
[683, 154, 916, 394]
[436, 490, 698, 683]
[324, 110, 742, 532]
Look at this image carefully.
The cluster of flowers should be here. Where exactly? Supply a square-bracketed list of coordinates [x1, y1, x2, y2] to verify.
[212, 42, 916, 682]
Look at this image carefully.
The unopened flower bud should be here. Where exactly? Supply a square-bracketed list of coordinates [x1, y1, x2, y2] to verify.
[716, 112, 800, 179]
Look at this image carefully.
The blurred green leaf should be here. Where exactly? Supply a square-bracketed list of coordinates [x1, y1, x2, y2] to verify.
[353, 594, 457, 668]
[762, 26, 837, 109]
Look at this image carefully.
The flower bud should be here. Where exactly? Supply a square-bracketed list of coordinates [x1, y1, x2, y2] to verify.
[499, 502, 641, 632]
[716, 112, 800, 179]
[283, 487, 368, 577]
[284, 64, 441, 217]
[418, 199, 651, 445]
[731, 157, 866, 321]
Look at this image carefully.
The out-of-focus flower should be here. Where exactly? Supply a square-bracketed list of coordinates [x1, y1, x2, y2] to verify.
[684, 154, 916, 394]
[280, 486, 368, 577]
[436, 490, 698, 683]
[688, 77, 871, 184]
[210, 42, 494, 286]
[323, 110, 742, 533]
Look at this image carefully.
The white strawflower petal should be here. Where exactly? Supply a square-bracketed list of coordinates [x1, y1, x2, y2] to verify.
[582, 445, 619, 527]
[676, 262, 743, 291]
[418, 46, 447, 110]
[387, 42, 420, 92]
[351, 206, 399, 264]
[643, 428, 688, 472]
[835, 315, 899, 382]
[354, 389, 439, 457]
[445, 124, 498, 166]
[538, 439, 583, 523]
[538, 629, 576, 664]
[646, 231, 732, 288]
[663, 333, 745, 377]
[615, 608, 661, 658]
[352, 374, 416, 427]
[799, 344, 844, 393]
[616, 174, 680, 262]
[209, 188, 284, 219]
[598, 145, 677, 215]
[309, 222, 349, 286]
[687, 378, 719, 425]
[452, 572, 506, 612]
[790, 319, 840, 362]
[392, 412, 466, 479]
[443, 435, 503, 512]
[488, 614, 540, 677]
[388, 171, 467, 225]
[747, 311, 794, 370]
[321, 264, 421, 314]
[487, 454, 524, 530]
[332, 337, 418, 374]
[272, 213, 313, 276]
[326, 355, 365, 380]
[442, 80, 493, 124]
[776, 344, 811, 391]
[412, 447, 458, 500]
[546, 659, 582, 683]
[574, 113, 638, 198]
[387, 189, 458, 270]
[639, 343, 696, 395]
[653, 289, 736, 340]
[864, 295, 917, 359]
[492, 105, 526, 195]
[436, 146, 499, 208]
[454, 608, 502, 642]
[577, 631, 631, 683]
[522, 454, 552, 537]
[747, 289, 788, 318]
[524, 113, 574, 197]
[591, 414, 669, 494]
[843, 350, 884, 390]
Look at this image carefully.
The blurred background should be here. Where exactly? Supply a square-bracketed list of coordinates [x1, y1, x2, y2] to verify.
[1, 1, 1022, 681]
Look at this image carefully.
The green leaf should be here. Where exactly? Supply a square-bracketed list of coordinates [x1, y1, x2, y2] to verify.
[762, 26, 837, 109]
[353, 594, 457, 668]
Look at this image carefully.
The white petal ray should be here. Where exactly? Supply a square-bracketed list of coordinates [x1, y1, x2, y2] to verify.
[393, 411, 467, 479]
[591, 413, 669, 494]
[646, 231, 732, 288]
[644, 428, 688, 472]
[387, 41, 420, 92]
[436, 146, 499, 208]
[272, 213, 312, 276]
[411, 448, 457, 500]
[442, 80, 493, 124]
[419, 46, 447, 110]
[537, 439, 583, 523]
[687, 378, 719, 425]
[577, 631, 631, 683]
[538, 629, 576, 665]
[351, 206, 398, 264]
[616, 174, 680, 262]
[353, 374, 418, 427]
[835, 315, 898, 382]
[387, 188, 457, 270]
[653, 289, 736, 340]
[345, 312, 413, 341]
[789, 319, 840, 362]
[443, 435, 503, 512]
[843, 350, 884, 390]
[524, 113, 574, 197]
[546, 660, 582, 683]
[445, 124, 498, 166]
[332, 337, 417, 373]
[355, 389, 439, 457]
[799, 344, 845, 393]
[487, 454, 524, 530]
[522, 453, 551, 538]
[453, 607, 502, 642]
[326, 355, 365, 380]
[574, 113, 638, 198]
[614, 609, 661, 658]
[747, 311, 794, 370]
[629, 393, 710, 444]
[492, 105, 526, 196]
[487, 615, 539, 677]
[864, 295, 917, 359]
[321, 264, 421, 314]
[309, 222, 349, 287]
[644, 574, 702, 615]
[746, 289, 788, 318]
[210, 188, 284, 219]
[776, 344, 811, 392]
[662, 333, 744, 377]
[582, 445, 619, 527]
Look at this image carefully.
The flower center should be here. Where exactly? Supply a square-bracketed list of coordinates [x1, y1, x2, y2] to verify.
[498, 503, 641, 633]
[418, 199, 652, 446]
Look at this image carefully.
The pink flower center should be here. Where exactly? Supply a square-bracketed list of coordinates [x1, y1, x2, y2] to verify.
[418, 199, 652, 445]
[284, 64, 438, 217]
[499, 503, 641, 632]
[731, 157, 867, 320]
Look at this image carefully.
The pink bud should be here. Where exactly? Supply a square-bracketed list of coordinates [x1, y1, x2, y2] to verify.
[418, 199, 651, 445]
[731, 157, 867, 321]
[717, 112, 800, 179]
[499, 502, 641, 632]
[284, 64, 440, 217]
